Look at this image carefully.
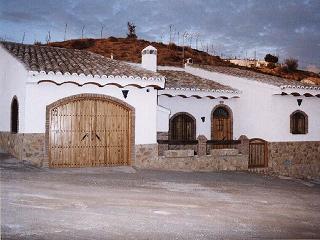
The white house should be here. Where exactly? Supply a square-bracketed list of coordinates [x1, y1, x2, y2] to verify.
[0, 42, 165, 167]
[0, 42, 319, 178]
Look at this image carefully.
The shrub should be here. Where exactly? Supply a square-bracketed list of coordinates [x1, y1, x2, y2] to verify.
[127, 22, 137, 39]
[264, 54, 278, 63]
[71, 39, 95, 50]
[283, 58, 298, 72]
[108, 36, 118, 42]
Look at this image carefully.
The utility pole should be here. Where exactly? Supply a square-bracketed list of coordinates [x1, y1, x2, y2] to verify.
[182, 32, 188, 65]
[189, 33, 193, 48]
[81, 25, 85, 39]
[21, 32, 25, 44]
[177, 31, 180, 46]
[195, 33, 200, 50]
[46, 31, 51, 44]
[64, 23, 67, 41]
[169, 24, 174, 44]
[100, 25, 104, 39]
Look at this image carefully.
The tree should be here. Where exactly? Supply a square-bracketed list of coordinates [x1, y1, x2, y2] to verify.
[127, 22, 137, 39]
[284, 58, 298, 72]
[264, 54, 278, 63]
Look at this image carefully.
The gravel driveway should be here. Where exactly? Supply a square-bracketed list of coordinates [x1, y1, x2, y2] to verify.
[1, 153, 320, 239]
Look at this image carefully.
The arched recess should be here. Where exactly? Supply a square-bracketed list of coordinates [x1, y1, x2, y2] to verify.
[290, 110, 308, 134]
[169, 112, 196, 141]
[45, 93, 135, 168]
[211, 104, 233, 140]
[11, 96, 19, 133]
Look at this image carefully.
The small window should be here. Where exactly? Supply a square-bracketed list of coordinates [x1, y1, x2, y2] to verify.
[170, 113, 196, 141]
[290, 110, 308, 134]
[11, 96, 19, 133]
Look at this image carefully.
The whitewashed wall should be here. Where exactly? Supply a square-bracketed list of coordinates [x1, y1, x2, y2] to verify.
[158, 96, 240, 140]
[0, 46, 27, 132]
[25, 82, 158, 144]
[185, 65, 320, 141]
[156, 105, 170, 132]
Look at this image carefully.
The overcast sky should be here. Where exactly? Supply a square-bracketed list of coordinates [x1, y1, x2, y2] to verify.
[0, 0, 319, 70]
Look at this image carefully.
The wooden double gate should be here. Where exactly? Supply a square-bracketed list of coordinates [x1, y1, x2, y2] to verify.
[249, 138, 268, 168]
[48, 98, 131, 168]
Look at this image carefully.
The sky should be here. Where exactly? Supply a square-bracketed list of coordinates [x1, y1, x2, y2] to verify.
[0, 0, 319, 70]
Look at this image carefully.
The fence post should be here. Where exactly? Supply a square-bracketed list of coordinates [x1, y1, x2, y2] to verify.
[237, 135, 249, 155]
[157, 132, 168, 156]
[197, 135, 207, 156]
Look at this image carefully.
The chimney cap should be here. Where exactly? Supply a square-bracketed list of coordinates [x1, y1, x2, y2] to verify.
[142, 45, 157, 55]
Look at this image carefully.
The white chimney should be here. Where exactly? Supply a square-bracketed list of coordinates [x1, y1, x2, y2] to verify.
[141, 45, 157, 72]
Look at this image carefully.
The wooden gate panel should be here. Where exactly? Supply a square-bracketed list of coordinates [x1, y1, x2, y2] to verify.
[49, 98, 130, 168]
[249, 138, 268, 168]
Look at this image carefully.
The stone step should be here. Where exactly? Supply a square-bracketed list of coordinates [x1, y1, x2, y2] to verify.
[248, 167, 272, 175]
[42, 161, 49, 168]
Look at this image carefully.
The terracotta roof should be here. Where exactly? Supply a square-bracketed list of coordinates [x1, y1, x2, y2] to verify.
[1, 41, 163, 79]
[194, 64, 319, 89]
[159, 70, 238, 92]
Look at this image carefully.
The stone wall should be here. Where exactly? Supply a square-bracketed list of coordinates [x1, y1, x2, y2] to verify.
[268, 141, 320, 179]
[134, 144, 158, 168]
[136, 148, 248, 172]
[0, 131, 46, 166]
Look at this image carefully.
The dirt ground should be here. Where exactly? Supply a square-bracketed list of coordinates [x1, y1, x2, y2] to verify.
[1, 153, 320, 240]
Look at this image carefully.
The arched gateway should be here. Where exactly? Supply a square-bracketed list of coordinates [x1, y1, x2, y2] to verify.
[47, 94, 134, 168]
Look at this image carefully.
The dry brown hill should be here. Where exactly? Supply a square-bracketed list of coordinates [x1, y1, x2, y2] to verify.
[48, 37, 320, 84]
[49, 37, 231, 67]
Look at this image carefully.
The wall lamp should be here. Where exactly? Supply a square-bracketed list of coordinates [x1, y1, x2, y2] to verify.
[122, 90, 129, 99]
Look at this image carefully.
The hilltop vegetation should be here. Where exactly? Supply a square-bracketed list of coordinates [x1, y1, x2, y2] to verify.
[49, 37, 231, 67]
[48, 37, 320, 84]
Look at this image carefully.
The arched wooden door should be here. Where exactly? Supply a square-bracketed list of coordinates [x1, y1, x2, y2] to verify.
[211, 106, 232, 141]
[49, 97, 131, 168]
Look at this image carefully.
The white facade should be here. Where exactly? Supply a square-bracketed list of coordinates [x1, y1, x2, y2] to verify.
[1, 43, 319, 145]
[0, 45, 164, 145]
[0, 46, 28, 132]
[156, 105, 170, 132]
[158, 96, 240, 139]
[183, 65, 320, 142]
[229, 59, 268, 68]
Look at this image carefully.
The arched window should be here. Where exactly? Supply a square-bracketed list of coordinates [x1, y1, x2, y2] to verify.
[11, 96, 19, 133]
[290, 110, 308, 134]
[170, 113, 196, 141]
[211, 106, 232, 140]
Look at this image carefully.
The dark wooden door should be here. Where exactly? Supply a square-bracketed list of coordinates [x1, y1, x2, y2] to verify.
[49, 98, 131, 168]
[249, 138, 268, 168]
[212, 107, 232, 148]
[170, 114, 195, 141]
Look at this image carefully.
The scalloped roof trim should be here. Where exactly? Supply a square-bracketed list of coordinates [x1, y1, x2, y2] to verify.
[37, 80, 163, 89]
[28, 70, 165, 82]
[159, 93, 240, 100]
[280, 84, 320, 91]
[164, 87, 241, 94]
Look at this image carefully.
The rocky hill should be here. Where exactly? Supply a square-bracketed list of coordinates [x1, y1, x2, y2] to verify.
[48, 37, 320, 85]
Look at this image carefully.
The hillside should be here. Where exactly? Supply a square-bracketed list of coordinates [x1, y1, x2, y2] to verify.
[49, 37, 231, 67]
[48, 37, 320, 84]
